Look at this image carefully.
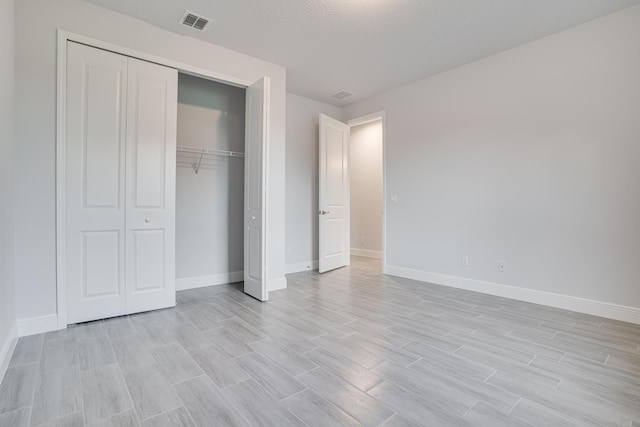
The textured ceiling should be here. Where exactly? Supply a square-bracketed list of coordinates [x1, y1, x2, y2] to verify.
[84, 0, 640, 105]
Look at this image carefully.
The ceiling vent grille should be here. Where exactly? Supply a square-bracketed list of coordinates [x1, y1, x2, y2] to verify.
[330, 90, 355, 101]
[181, 11, 210, 31]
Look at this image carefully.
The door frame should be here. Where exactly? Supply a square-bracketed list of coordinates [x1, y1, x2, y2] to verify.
[55, 30, 264, 329]
[346, 111, 387, 271]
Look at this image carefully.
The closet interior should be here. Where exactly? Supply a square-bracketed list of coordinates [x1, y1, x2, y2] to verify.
[175, 74, 246, 290]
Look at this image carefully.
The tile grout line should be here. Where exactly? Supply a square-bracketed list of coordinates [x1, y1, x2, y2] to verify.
[508, 397, 522, 414]
[461, 400, 479, 418]
[26, 337, 45, 427]
[483, 369, 497, 383]
[278, 386, 309, 402]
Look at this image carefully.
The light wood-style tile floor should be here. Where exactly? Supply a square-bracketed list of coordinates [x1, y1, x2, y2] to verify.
[1, 257, 640, 426]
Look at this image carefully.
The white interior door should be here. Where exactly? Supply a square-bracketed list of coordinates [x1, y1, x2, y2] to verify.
[319, 114, 350, 273]
[66, 42, 128, 323]
[124, 57, 177, 314]
[244, 77, 270, 301]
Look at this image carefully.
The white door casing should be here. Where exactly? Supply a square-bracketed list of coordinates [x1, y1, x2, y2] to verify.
[124, 57, 177, 314]
[318, 114, 350, 273]
[65, 42, 177, 323]
[244, 77, 270, 301]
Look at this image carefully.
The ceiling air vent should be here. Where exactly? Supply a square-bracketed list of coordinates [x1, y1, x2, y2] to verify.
[329, 90, 355, 101]
[181, 11, 210, 31]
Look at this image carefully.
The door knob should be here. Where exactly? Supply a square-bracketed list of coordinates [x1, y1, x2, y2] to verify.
[145, 218, 150, 223]
[319, 210, 330, 215]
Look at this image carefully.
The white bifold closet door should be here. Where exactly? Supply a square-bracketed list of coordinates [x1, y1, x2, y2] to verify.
[65, 42, 177, 324]
[243, 77, 270, 301]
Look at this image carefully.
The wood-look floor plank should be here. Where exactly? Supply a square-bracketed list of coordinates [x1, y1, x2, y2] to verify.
[39, 337, 78, 373]
[202, 327, 255, 358]
[121, 363, 181, 420]
[31, 365, 83, 426]
[281, 389, 360, 427]
[188, 345, 250, 388]
[172, 376, 249, 427]
[9, 335, 43, 367]
[0, 407, 30, 427]
[234, 352, 305, 400]
[80, 364, 133, 424]
[462, 401, 534, 427]
[149, 344, 203, 385]
[250, 338, 317, 376]
[222, 379, 303, 427]
[39, 412, 85, 427]
[298, 368, 394, 426]
[141, 407, 195, 427]
[0, 363, 38, 414]
[78, 336, 116, 371]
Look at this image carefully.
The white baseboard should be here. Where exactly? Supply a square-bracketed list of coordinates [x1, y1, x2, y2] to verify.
[176, 271, 244, 291]
[286, 260, 318, 274]
[385, 265, 640, 325]
[17, 314, 59, 337]
[269, 277, 288, 292]
[351, 248, 382, 259]
[0, 322, 18, 384]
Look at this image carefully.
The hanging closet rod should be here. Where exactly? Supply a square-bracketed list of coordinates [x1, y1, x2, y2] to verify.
[176, 145, 245, 158]
[176, 145, 244, 175]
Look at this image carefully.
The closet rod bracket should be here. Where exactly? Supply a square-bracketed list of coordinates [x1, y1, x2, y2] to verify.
[191, 151, 204, 175]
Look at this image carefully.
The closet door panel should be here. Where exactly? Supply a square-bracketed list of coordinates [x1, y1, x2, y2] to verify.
[132, 230, 165, 291]
[125, 57, 177, 314]
[84, 66, 123, 208]
[130, 76, 168, 209]
[82, 231, 121, 297]
[66, 42, 128, 324]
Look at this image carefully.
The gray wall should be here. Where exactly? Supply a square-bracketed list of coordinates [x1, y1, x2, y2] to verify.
[0, 0, 17, 367]
[343, 5, 640, 308]
[350, 120, 383, 255]
[285, 93, 342, 272]
[14, 0, 287, 321]
[176, 75, 245, 280]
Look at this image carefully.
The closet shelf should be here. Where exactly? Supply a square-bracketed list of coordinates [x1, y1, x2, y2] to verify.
[176, 145, 245, 175]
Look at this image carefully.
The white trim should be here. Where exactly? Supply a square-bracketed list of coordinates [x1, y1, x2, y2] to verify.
[286, 260, 319, 274]
[351, 248, 382, 259]
[268, 277, 288, 292]
[57, 30, 252, 87]
[17, 314, 59, 337]
[385, 265, 640, 325]
[56, 29, 272, 326]
[0, 323, 18, 384]
[176, 272, 244, 291]
[347, 111, 385, 127]
[56, 31, 68, 329]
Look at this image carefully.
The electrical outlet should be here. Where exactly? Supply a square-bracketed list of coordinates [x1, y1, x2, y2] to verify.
[462, 256, 469, 267]
[498, 260, 507, 272]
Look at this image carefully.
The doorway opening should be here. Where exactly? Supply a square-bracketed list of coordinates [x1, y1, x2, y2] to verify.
[175, 74, 246, 292]
[317, 111, 386, 274]
[348, 117, 384, 264]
